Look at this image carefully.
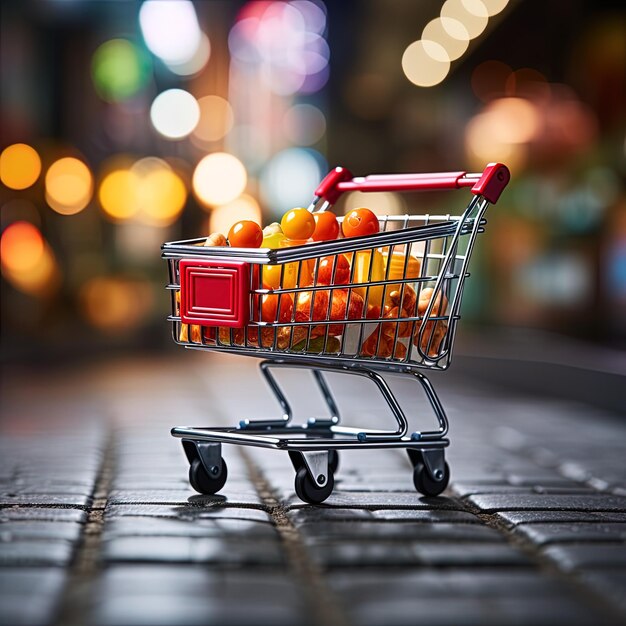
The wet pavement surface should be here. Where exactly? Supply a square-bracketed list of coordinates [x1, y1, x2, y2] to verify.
[1, 351, 625, 626]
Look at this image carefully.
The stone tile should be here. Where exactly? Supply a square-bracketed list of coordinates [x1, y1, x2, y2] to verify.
[515, 522, 626, 545]
[93, 566, 306, 626]
[0, 568, 67, 626]
[107, 487, 263, 507]
[0, 507, 87, 523]
[104, 516, 277, 539]
[495, 510, 626, 527]
[0, 482, 94, 497]
[104, 504, 270, 521]
[452, 483, 596, 498]
[369, 509, 482, 523]
[301, 521, 503, 542]
[579, 570, 626, 613]
[102, 536, 285, 566]
[0, 521, 83, 542]
[344, 594, 607, 626]
[288, 507, 481, 525]
[285, 492, 462, 510]
[0, 539, 75, 566]
[467, 494, 626, 513]
[309, 541, 530, 568]
[329, 568, 588, 599]
[0, 493, 92, 507]
[506, 474, 584, 487]
[543, 544, 626, 571]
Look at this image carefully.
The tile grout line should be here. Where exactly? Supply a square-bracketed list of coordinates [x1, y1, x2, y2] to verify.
[239, 448, 351, 626]
[52, 428, 117, 626]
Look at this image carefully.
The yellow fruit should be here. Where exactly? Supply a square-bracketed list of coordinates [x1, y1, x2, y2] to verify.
[381, 249, 421, 302]
[352, 249, 385, 308]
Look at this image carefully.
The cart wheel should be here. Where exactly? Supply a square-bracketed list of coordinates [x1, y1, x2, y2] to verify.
[189, 458, 228, 495]
[413, 461, 449, 497]
[329, 450, 339, 474]
[294, 467, 334, 504]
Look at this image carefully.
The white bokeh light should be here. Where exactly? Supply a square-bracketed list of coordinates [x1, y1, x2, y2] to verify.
[260, 148, 326, 218]
[139, 0, 202, 66]
[193, 152, 248, 207]
[150, 89, 200, 139]
[168, 32, 211, 76]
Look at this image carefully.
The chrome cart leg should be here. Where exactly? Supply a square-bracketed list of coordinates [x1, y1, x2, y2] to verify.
[409, 372, 449, 440]
[288, 450, 334, 504]
[238, 360, 293, 429]
[406, 447, 450, 497]
[308, 369, 341, 428]
[181, 439, 228, 495]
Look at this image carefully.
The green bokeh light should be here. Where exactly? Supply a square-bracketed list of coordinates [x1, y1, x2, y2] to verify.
[91, 39, 151, 102]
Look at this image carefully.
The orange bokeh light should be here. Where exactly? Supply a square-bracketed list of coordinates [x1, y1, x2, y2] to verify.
[45, 157, 94, 215]
[0, 143, 42, 190]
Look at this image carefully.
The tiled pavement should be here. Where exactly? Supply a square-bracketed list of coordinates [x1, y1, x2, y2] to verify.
[0, 351, 625, 626]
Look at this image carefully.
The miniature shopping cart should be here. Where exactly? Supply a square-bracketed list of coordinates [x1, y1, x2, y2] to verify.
[162, 163, 510, 503]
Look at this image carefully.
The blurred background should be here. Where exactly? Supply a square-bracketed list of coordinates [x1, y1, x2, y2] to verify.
[1, 0, 625, 365]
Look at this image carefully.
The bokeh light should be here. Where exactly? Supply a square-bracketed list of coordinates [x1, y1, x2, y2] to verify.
[229, 0, 329, 96]
[282, 103, 326, 145]
[45, 157, 93, 215]
[402, 40, 450, 87]
[137, 163, 187, 226]
[91, 39, 151, 103]
[98, 169, 140, 221]
[168, 32, 211, 77]
[422, 17, 470, 62]
[0, 143, 42, 190]
[79, 275, 154, 332]
[192, 96, 235, 144]
[1, 221, 44, 273]
[1, 222, 60, 296]
[465, 97, 540, 172]
[208, 194, 262, 234]
[481, 0, 510, 17]
[139, 0, 202, 66]
[259, 147, 326, 218]
[342, 191, 406, 216]
[150, 89, 200, 140]
[441, 0, 489, 39]
[193, 153, 247, 207]
[98, 157, 187, 226]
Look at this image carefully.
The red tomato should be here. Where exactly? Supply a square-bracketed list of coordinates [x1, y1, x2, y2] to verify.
[228, 220, 263, 248]
[281, 208, 315, 240]
[312, 211, 339, 241]
[341, 208, 380, 238]
[317, 254, 350, 285]
[259, 293, 293, 323]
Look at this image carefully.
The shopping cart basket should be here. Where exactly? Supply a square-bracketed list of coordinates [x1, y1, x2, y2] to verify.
[162, 163, 510, 503]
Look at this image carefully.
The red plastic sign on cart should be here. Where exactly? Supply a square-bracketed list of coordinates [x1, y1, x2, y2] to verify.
[179, 259, 250, 327]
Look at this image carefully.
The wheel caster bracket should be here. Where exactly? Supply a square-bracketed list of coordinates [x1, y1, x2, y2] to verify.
[407, 447, 446, 482]
[289, 450, 329, 487]
[182, 439, 224, 478]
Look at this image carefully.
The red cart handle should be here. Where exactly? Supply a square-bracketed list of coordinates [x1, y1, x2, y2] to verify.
[315, 163, 510, 205]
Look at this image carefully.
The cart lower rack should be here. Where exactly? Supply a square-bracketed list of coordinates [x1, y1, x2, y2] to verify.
[162, 163, 510, 503]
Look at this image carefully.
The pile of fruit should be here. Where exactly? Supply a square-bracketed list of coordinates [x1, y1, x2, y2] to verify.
[179, 207, 448, 361]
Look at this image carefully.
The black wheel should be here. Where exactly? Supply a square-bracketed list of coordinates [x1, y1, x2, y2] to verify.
[189, 458, 228, 495]
[413, 461, 449, 497]
[328, 450, 339, 474]
[294, 466, 334, 504]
